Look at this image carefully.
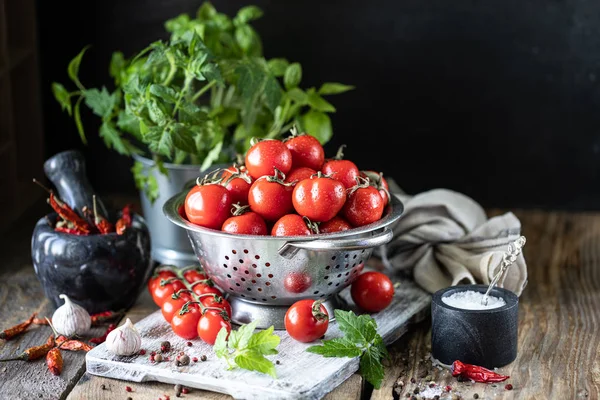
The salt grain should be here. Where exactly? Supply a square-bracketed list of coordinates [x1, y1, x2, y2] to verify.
[442, 290, 506, 310]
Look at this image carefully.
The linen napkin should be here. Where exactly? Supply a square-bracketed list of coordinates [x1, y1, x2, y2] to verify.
[375, 181, 528, 296]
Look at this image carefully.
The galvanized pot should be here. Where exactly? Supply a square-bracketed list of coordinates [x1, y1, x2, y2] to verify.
[133, 154, 223, 266]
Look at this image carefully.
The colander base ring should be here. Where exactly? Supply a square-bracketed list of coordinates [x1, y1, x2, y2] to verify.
[228, 295, 347, 329]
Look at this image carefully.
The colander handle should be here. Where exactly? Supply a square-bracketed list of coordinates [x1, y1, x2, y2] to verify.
[278, 228, 394, 258]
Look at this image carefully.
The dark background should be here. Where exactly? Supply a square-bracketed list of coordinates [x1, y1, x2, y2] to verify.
[36, 0, 600, 210]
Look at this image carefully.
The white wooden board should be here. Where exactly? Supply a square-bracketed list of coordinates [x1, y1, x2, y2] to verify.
[86, 281, 430, 400]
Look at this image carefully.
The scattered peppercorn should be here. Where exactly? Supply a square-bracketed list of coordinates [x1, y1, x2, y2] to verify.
[276, 360, 280, 365]
[174, 384, 182, 396]
[156, 354, 164, 363]
[125, 386, 132, 392]
[165, 357, 170, 361]
[192, 357, 198, 362]
[151, 351, 156, 356]
[161, 341, 171, 353]
[445, 385, 452, 392]
[413, 387, 420, 394]
[164, 395, 170, 400]
[186, 341, 192, 347]
[434, 396, 440, 400]
[175, 354, 190, 366]
[127, 397, 132, 400]
[429, 382, 435, 388]
[405, 394, 411, 398]
[101, 384, 106, 390]
[139, 349, 146, 355]
[411, 396, 417, 400]
[474, 394, 479, 399]
[200, 355, 207, 362]
[505, 384, 513, 390]
[410, 378, 416, 384]
[179, 351, 185, 356]
[181, 387, 189, 394]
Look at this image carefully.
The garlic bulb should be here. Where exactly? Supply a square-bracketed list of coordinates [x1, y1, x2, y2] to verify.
[105, 318, 142, 356]
[51, 294, 91, 336]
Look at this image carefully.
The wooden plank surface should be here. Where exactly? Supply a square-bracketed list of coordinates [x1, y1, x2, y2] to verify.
[370, 210, 600, 400]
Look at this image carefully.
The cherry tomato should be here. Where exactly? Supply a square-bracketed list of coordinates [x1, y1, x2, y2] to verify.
[161, 291, 194, 323]
[272, 214, 313, 236]
[343, 185, 384, 227]
[221, 165, 253, 205]
[191, 280, 224, 298]
[185, 183, 233, 229]
[285, 299, 329, 342]
[361, 170, 391, 207]
[152, 279, 187, 307]
[200, 295, 232, 317]
[182, 268, 207, 284]
[319, 216, 353, 233]
[285, 167, 317, 184]
[171, 303, 202, 339]
[222, 210, 268, 235]
[322, 159, 360, 189]
[178, 205, 187, 219]
[292, 176, 346, 222]
[245, 139, 292, 180]
[148, 269, 177, 294]
[285, 134, 325, 171]
[351, 271, 394, 312]
[248, 177, 294, 221]
[284, 272, 312, 293]
[198, 310, 232, 345]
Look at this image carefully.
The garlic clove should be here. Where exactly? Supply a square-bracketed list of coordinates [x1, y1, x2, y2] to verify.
[105, 318, 142, 356]
[51, 294, 91, 337]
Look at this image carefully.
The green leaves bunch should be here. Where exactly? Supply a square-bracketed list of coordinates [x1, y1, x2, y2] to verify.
[307, 310, 388, 389]
[52, 2, 353, 202]
[214, 320, 280, 378]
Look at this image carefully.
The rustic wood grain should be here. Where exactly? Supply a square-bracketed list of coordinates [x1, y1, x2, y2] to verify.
[370, 210, 600, 400]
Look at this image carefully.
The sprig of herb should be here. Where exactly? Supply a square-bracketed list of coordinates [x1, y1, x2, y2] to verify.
[306, 310, 388, 389]
[214, 321, 280, 378]
[52, 2, 353, 203]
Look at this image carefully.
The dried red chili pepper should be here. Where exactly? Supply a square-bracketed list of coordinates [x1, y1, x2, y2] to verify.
[93, 195, 114, 234]
[89, 324, 116, 344]
[46, 348, 63, 376]
[33, 179, 92, 234]
[55, 225, 89, 235]
[0, 335, 55, 361]
[451, 360, 510, 383]
[116, 204, 133, 235]
[90, 310, 123, 325]
[33, 317, 50, 325]
[59, 339, 93, 352]
[0, 313, 37, 340]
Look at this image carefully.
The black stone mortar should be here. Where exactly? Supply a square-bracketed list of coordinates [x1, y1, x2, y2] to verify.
[431, 284, 519, 369]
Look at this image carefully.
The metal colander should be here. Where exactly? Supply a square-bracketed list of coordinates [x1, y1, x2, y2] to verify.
[163, 191, 404, 329]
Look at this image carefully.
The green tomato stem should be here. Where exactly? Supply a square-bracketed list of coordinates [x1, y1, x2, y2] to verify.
[191, 80, 217, 102]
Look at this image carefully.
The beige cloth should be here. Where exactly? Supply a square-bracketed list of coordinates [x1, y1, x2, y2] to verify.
[377, 184, 528, 296]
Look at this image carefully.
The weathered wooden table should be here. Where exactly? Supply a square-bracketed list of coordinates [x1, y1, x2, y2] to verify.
[1, 205, 599, 399]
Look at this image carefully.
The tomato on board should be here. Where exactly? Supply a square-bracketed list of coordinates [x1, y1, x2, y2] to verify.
[161, 291, 194, 323]
[271, 214, 314, 236]
[248, 177, 294, 221]
[285, 134, 325, 171]
[285, 299, 329, 343]
[221, 165, 253, 205]
[152, 279, 187, 307]
[319, 216, 353, 234]
[245, 139, 292, 180]
[191, 280, 224, 298]
[171, 303, 202, 340]
[148, 269, 177, 294]
[351, 271, 394, 312]
[185, 183, 233, 229]
[342, 185, 384, 227]
[292, 175, 346, 222]
[182, 268, 207, 284]
[222, 210, 268, 235]
[198, 310, 232, 345]
[200, 295, 233, 318]
[285, 167, 317, 184]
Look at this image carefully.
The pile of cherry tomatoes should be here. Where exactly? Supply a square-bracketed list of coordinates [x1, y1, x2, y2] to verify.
[149, 265, 395, 345]
[184, 130, 391, 235]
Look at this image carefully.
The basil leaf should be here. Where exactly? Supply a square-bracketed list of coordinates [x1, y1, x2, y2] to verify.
[286, 87, 308, 104]
[267, 58, 289, 77]
[333, 309, 377, 347]
[213, 327, 229, 359]
[235, 350, 276, 378]
[306, 337, 362, 358]
[235, 25, 254, 53]
[234, 5, 263, 25]
[264, 76, 283, 113]
[307, 90, 336, 113]
[52, 83, 72, 115]
[68, 46, 90, 90]
[284, 63, 302, 90]
[318, 82, 355, 95]
[197, 2, 217, 20]
[247, 326, 280, 355]
[298, 110, 332, 144]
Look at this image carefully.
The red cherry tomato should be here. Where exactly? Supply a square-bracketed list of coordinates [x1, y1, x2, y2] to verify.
[152, 279, 187, 307]
[284, 134, 325, 171]
[248, 176, 294, 221]
[148, 269, 177, 294]
[221, 165, 253, 205]
[361, 170, 391, 207]
[182, 268, 207, 284]
[245, 140, 292, 180]
[284, 272, 312, 293]
[171, 303, 202, 340]
[161, 291, 194, 323]
[191, 281, 224, 298]
[200, 295, 232, 317]
[343, 185, 384, 227]
[197, 310, 232, 345]
[222, 209, 268, 235]
[271, 214, 313, 236]
[292, 176, 346, 222]
[285, 299, 329, 343]
[322, 159, 360, 189]
[185, 183, 233, 229]
[351, 271, 394, 312]
[319, 216, 353, 233]
[285, 167, 317, 184]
